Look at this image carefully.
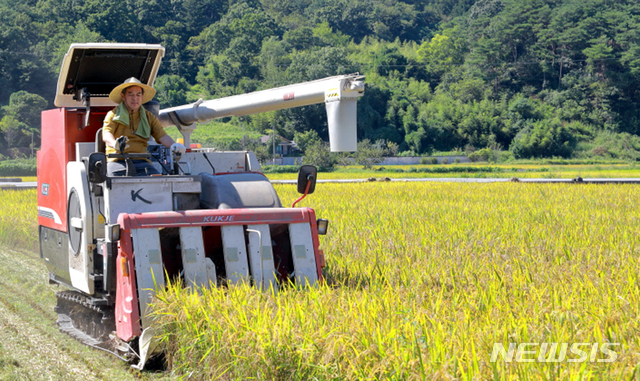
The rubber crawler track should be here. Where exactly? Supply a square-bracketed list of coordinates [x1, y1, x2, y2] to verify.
[55, 290, 135, 362]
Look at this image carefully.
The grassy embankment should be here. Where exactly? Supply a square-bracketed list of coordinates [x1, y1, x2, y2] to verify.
[164, 123, 262, 149]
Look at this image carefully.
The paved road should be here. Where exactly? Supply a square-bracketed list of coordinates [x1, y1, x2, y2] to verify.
[0, 181, 38, 189]
[270, 178, 640, 184]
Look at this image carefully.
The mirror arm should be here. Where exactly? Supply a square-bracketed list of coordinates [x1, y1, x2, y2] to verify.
[291, 176, 313, 208]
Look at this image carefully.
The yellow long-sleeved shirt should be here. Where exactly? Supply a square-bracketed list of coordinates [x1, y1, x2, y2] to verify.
[102, 107, 167, 162]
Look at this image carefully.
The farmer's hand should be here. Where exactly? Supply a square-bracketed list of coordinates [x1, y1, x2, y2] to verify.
[115, 136, 129, 152]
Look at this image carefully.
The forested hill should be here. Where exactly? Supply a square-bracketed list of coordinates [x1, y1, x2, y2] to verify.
[1, 0, 640, 160]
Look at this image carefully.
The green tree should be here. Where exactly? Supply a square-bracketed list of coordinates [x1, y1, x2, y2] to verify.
[2, 91, 47, 152]
[583, 36, 614, 80]
[307, 0, 373, 42]
[509, 119, 577, 158]
[293, 130, 322, 154]
[302, 141, 336, 172]
[154, 75, 190, 108]
[354, 139, 384, 169]
[283, 27, 317, 51]
[258, 37, 293, 87]
[0, 115, 28, 149]
[284, 46, 355, 82]
[417, 27, 465, 78]
[82, 0, 140, 42]
[4, 91, 48, 130]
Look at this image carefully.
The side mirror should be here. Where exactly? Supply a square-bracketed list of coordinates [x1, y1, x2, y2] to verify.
[88, 152, 107, 183]
[297, 165, 317, 195]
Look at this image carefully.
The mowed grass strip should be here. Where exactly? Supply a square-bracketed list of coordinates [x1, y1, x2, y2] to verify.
[154, 182, 640, 380]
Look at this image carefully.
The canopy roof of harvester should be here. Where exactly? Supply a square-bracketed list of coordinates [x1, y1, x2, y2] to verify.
[55, 43, 165, 108]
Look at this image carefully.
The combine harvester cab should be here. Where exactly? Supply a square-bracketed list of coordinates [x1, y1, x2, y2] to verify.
[37, 43, 363, 368]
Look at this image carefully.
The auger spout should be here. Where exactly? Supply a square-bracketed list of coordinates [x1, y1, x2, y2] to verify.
[157, 74, 365, 151]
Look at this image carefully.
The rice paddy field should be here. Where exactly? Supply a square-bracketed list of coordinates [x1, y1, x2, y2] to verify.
[0, 188, 38, 250]
[153, 181, 640, 380]
[1, 171, 639, 380]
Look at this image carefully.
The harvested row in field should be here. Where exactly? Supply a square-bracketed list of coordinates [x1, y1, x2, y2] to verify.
[0, 189, 170, 381]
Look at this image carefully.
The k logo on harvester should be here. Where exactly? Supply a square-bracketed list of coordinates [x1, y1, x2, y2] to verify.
[131, 189, 152, 204]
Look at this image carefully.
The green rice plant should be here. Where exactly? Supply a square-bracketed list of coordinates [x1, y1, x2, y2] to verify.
[153, 182, 640, 380]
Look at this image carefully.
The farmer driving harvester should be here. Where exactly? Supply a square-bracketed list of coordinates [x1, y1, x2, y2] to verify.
[102, 77, 185, 176]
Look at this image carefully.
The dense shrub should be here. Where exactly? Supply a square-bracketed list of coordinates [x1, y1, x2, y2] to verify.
[468, 148, 492, 162]
[354, 140, 385, 169]
[509, 120, 577, 159]
[420, 157, 438, 164]
[581, 132, 640, 161]
[261, 165, 299, 173]
[0, 158, 36, 176]
[468, 147, 512, 163]
[302, 142, 337, 172]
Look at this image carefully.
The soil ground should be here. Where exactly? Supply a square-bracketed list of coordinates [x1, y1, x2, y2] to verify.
[0, 247, 169, 381]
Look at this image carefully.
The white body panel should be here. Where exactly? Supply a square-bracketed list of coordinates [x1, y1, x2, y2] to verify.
[179, 227, 209, 289]
[326, 99, 358, 152]
[247, 224, 278, 290]
[288, 223, 318, 287]
[131, 228, 165, 328]
[75, 142, 94, 161]
[67, 162, 95, 294]
[220, 225, 250, 284]
[103, 176, 201, 224]
[205, 258, 217, 287]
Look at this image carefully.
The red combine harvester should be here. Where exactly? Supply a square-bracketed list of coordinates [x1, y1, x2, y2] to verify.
[36, 43, 364, 368]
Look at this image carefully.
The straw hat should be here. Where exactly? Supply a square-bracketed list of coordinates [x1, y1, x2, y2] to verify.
[109, 77, 156, 104]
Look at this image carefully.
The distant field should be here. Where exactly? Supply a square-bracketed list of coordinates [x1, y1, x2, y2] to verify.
[265, 163, 640, 180]
[0, 189, 37, 250]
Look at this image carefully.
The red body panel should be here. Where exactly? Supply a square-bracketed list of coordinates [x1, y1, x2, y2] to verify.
[115, 234, 142, 341]
[117, 207, 317, 230]
[37, 107, 111, 231]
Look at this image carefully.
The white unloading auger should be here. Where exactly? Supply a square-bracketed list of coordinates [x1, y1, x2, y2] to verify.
[157, 74, 365, 152]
